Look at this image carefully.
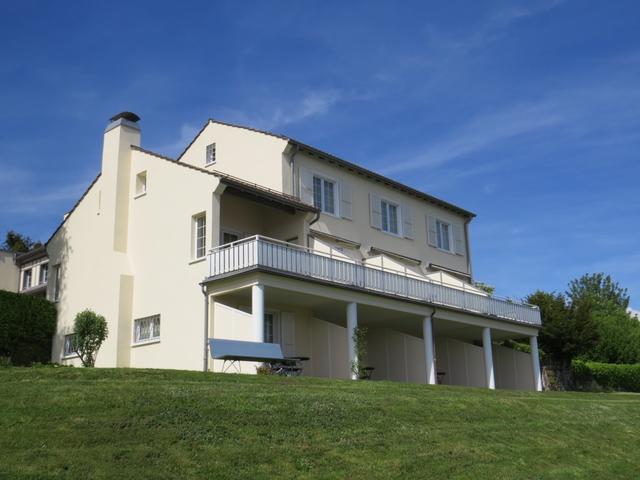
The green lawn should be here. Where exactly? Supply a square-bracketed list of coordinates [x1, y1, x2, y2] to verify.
[1, 368, 639, 479]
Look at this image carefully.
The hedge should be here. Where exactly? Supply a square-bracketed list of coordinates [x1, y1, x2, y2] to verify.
[0, 290, 57, 366]
[572, 359, 640, 392]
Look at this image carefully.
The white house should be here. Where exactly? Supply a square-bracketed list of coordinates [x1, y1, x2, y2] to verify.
[46, 112, 542, 390]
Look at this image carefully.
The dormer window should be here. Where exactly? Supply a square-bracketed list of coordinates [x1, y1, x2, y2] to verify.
[206, 143, 216, 166]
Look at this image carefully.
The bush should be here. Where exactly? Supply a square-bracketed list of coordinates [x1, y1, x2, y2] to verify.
[572, 359, 640, 392]
[0, 290, 57, 366]
[73, 309, 108, 367]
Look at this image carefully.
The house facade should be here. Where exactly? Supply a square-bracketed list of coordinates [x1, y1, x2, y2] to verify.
[0, 247, 49, 296]
[46, 112, 542, 390]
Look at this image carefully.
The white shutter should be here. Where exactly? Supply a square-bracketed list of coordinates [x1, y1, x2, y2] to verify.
[281, 312, 296, 357]
[340, 181, 352, 220]
[426, 215, 437, 247]
[401, 204, 414, 239]
[370, 192, 382, 229]
[299, 167, 314, 205]
[453, 223, 465, 256]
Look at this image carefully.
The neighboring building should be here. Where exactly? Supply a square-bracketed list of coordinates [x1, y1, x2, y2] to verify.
[46, 112, 543, 390]
[15, 246, 49, 297]
[0, 251, 19, 293]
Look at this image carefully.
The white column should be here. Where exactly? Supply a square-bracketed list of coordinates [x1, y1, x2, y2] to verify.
[530, 336, 543, 391]
[482, 327, 495, 389]
[252, 284, 265, 342]
[346, 302, 358, 380]
[423, 315, 436, 385]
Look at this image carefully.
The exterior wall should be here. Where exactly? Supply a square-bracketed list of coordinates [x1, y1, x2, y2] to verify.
[435, 337, 487, 388]
[0, 251, 18, 292]
[48, 176, 128, 367]
[178, 121, 290, 192]
[220, 194, 306, 244]
[294, 151, 471, 276]
[126, 149, 222, 371]
[367, 328, 427, 383]
[494, 345, 535, 390]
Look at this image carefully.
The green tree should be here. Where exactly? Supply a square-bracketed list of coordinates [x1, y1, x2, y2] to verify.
[567, 273, 630, 311]
[2, 230, 40, 253]
[73, 310, 108, 367]
[526, 290, 597, 367]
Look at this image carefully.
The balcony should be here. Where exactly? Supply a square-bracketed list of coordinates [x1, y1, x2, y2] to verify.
[207, 236, 541, 327]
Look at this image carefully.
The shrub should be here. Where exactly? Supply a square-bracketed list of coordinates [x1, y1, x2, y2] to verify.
[73, 309, 108, 367]
[572, 359, 640, 392]
[0, 290, 57, 366]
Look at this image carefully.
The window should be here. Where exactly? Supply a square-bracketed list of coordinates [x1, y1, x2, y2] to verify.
[312, 175, 336, 214]
[436, 220, 452, 251]
[63, 334, 76, 357]
[135, 171, 147, 196]
[192, 214, 206, 259]
[264, 312, 280, 344]
[22, 268, 32, 290]
[134, 315, 161, 343]
[381, 200, 399, 235]
[206, 143, 216, 165]
[39, 263, 48, 285]
[52, 265, 61, 301]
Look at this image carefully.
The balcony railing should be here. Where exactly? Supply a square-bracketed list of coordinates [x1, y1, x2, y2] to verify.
[207, 235, 541, 326]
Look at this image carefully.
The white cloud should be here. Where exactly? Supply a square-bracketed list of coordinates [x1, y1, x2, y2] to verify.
[152, 123, 200, 158]
[381, 101, 563, 174]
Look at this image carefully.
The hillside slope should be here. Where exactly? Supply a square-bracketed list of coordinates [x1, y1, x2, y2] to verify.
[1, 368, 639, 479]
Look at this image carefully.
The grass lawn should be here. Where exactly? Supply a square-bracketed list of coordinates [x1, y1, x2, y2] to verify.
[1, 368, 639, 479]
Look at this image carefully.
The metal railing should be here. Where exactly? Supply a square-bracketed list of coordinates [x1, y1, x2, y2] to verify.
[208, 235, 541, 326]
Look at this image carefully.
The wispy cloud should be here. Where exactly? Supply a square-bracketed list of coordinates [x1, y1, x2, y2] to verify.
[381, 102, 563, 174]
[152, 123, 200, 158]
[219, 89, 342, 132]
[0, 169, 92, 215]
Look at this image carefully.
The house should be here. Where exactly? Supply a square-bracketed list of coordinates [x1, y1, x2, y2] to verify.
[0, 246, 49, 296]
[45, 112, 543, 390]
[0, 251, 19, 293]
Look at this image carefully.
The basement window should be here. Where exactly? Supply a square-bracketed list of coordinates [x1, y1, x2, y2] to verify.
[134, 315, 161, 344]
[135, 171, 147, 197]
[63, 334, 77, 357]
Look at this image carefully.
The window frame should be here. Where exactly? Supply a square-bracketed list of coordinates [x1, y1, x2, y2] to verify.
[380, 199, 401, 236]
[39, 263, 49, 285]
[312, 173, 338, 216]
[205, 143, 217, 166]
[192, 213, 207, 260]
[21, 268, 32, 291]
[132, 314, 161, 345]
[435, 219, 453, 253]
[52, 264, 61, 301]
[63, 334, 77, 358]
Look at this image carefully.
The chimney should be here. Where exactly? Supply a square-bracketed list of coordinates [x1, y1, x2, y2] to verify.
[101, 112, 141, 252]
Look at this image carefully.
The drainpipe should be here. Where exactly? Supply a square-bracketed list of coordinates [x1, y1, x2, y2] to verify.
[464, 218, 474, 284]
[201, 283, 209, 373]
[289, 143, 299, 197]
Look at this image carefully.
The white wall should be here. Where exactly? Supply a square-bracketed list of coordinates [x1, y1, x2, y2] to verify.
[0, 251, 18, 292]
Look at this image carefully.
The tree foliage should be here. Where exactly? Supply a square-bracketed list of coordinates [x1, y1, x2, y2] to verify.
[527, 273, 640, 367]
[0, 290, 57, 365]
[73, 310, 108, 367]
[2, 230, 41, 253]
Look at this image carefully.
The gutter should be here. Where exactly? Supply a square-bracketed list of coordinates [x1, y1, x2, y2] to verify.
[464, 218, 474, 283]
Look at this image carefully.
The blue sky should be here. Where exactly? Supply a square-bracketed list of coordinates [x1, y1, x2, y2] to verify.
[1, 1, 639, 308]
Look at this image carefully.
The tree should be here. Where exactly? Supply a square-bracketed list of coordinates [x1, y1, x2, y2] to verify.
[526, 290, 597, 367]
[2, 230, 40, 253]
[567, 273, 630, 311]
[73, 310, 108, 367]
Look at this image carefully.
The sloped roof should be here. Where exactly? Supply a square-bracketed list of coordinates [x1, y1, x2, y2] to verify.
[177, 118, 475, 218]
